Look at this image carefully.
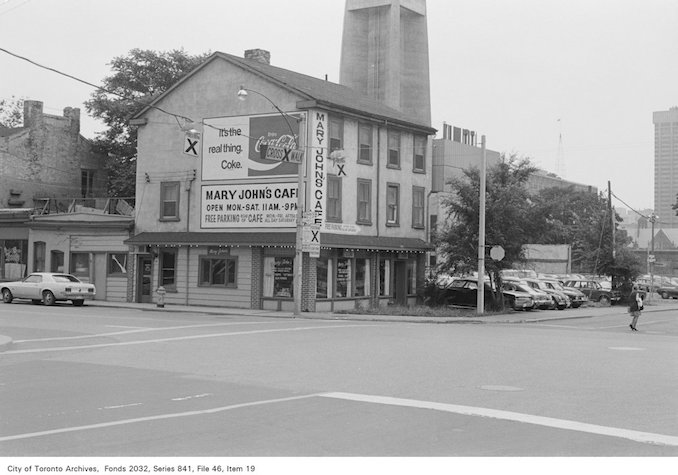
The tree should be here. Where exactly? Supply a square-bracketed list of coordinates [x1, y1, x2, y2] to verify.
[0, 96, 24, 128]
[436, 155, 538, 307]
[85, 48, 210, 197]
[529, 186, 642, 279]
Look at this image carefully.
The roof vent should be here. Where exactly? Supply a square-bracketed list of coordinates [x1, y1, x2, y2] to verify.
[244, 49, 271, 65]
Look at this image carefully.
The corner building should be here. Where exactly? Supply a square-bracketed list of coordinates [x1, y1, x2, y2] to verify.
[126, 51, 435, 311]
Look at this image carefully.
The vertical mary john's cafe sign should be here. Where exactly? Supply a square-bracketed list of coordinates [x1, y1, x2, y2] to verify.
[310, 111, 327, 228]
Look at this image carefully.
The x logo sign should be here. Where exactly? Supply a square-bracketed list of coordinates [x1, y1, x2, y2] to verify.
[185, 138, 198, 155]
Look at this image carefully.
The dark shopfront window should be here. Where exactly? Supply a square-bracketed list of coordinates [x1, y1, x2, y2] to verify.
[160, 250, 177, 290]
[315, 256, 371, 298]
[1, 240, 28, 280]
[264, 256, 294, 298]
[199, 256, 237, 287]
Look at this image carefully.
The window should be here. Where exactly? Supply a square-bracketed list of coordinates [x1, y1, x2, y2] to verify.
[412, 186, 425, 228]
[316, 257, 330, 299]
[263, 257, 294, 298]
[387, 130, 400, 168]
[329, 116, 343, 153]
[357, 179, 371, 224]
[24, 274, 42, 284]
[160, 182, 180, 220]
[199, 256, 237, 287]
[386, 183, 399, 225]
[335, 258, 352, 298]
[81, 169, 95, 198]
[354, 258, 371, 297]
[33, 241, 45, 272]
[413, 135, 426, 172]
[379, 259, 391, 296]
[160, 250, 177, 290]
[70, 253, 90, 277]
[108, 253, 128, 276]
[407, 260, 417, 294]
[327, 175, 342, 222]
[51, 251, 64, 273]
[358, 123, 373, 163]
[1, 239, 27, 280]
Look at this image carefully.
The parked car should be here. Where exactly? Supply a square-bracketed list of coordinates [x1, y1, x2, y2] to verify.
[502, 279, 554, 310]
[439, 277, 534, 311]
[1, 273, 96, 306]
[541, 279, 587, 308]
[563, 279, 621, 305]
[522, 278, 569, 310]
[655, 284, 678, 299]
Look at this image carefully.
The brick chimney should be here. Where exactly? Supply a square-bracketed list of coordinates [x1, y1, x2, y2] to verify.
[244, 49, 271, 64]
[23, 100, 44, 129]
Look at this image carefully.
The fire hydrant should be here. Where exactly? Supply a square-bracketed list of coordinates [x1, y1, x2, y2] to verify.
[156, 286, 166, 308]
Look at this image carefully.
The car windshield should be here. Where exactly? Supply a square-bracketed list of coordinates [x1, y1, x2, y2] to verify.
[52, 274, 81, 283]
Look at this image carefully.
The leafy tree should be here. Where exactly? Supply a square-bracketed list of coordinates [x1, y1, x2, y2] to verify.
[0, 96, 24, 128]
[436, 155, 538, 308]
[85, 48, 210, 197]
[529, 186, 642, 280]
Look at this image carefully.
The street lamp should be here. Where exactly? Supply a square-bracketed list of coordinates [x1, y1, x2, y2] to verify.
[648, 212, 658, 302]
[477, 135, 487, 315]
[237, 86, 305, 316]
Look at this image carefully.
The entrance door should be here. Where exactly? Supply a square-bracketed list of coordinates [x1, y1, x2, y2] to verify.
[393, 261, 408, 306]
[137, 257, 153, 303]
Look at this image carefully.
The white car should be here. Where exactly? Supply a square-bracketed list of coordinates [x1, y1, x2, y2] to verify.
[1, 272, 96, 306]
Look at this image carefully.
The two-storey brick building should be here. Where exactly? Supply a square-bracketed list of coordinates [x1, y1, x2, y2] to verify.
[125, 51, 435, 311]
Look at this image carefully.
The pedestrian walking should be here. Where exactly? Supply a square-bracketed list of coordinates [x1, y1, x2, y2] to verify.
[628, 290, 644, 331]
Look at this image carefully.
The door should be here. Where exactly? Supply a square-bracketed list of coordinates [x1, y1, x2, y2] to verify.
[137, 257, 153, 303]
[393, 261, 408, 306]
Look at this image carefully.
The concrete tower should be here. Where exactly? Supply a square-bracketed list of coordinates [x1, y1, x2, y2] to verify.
[653, 106, 678, 228]
[339, 0, 431, 126]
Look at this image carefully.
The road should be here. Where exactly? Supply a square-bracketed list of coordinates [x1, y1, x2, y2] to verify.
[1, 300, 677, 463]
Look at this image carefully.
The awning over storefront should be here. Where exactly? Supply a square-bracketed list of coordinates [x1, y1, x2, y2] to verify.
[124, 232, 433, 252]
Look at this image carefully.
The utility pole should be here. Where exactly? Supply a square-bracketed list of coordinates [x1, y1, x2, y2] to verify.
[608, 181, 615, 260]
[477, 135, 487, 314]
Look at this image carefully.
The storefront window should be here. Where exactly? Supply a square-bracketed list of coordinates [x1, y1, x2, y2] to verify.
[199, 257, 237, 287]
[2, 240, 27, 280]
[70, 253, 90, 277]
[354, 258, 370, 297]
[316, 258, 329, 299]
[51, 251, 64, 273]
[263, 256, 294, 298]
[160, 250, 177, 290]
[336, 258, 352, 298]
[108, 253, 128, 276]
[407, 260, 417, 294]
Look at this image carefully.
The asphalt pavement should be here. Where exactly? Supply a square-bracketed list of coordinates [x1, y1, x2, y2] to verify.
[1, 297, 674, 352]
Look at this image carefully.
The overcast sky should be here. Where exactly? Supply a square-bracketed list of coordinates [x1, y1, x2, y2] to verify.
[1, 0, 676, 213]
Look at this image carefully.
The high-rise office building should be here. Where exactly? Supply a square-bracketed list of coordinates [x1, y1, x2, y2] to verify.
[339, 0, 431, 126]
[654, 107, 678, 228]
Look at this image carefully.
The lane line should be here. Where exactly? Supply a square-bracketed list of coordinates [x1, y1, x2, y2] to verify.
[4, 324, 382, 355]
[14, 321, 290, 343]
[0, 394, 319, 442]
[319, 392, 678, 447]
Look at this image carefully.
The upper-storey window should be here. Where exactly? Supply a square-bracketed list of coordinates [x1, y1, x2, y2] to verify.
[160, 181, 180, 221]
[387, 130, 400, 168]
[413, 135, 426, 172]
[358, 123, 373, 164]
[327, 175, 342, 222]
[329, 116, 343, 153]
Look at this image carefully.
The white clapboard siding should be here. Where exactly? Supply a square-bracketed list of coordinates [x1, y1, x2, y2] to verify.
[105, 277, 128, 302]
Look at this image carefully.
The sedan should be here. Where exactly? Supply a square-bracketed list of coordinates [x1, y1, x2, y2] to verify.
[655, 285, 678, 299]
[1, 272, 96, 306]
[440, 278, 534, 311]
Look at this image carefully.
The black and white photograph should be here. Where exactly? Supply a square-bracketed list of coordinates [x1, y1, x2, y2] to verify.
[1, 0, 677, 473]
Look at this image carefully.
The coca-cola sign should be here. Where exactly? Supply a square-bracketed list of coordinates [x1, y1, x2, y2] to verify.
[202, 112, 305, 181]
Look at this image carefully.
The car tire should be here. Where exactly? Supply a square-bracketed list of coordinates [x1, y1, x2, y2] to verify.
[2, 289, 12, 304]
[598, 295, 611, 306]
[72, 299, 85, 306]
[43, 290, 56, 306]
[661, 292, 669, 299]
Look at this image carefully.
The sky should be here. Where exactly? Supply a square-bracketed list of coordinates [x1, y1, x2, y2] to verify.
[1, 0, 676, 213]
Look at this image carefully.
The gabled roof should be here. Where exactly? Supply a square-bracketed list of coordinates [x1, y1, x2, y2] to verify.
[133, 51, 436, 135]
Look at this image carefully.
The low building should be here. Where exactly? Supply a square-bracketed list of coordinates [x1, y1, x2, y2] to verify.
[125, 50, 436, 311]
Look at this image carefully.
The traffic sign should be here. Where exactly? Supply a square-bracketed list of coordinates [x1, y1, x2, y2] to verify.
[260, 144, 304, 163]
[490, 245, 505, 261]
[648, 254, 656, 263]
[302, 224, 321, 258]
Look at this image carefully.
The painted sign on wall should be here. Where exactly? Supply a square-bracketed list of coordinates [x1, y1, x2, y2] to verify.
[201, 183, 298, 228]
[202, 112, 304, 181]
